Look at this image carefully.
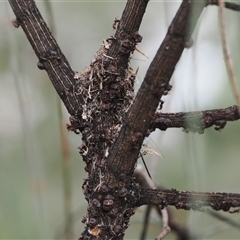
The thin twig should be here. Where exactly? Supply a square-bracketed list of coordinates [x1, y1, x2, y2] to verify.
[134, 166, 192, 240]
[139, 153, 152, 180]
[140, 204, 152, 240]
[218, 0, 240, 113]
[209, 0, 240, 11]
[155, 208, 171, 240]
[135, 166, 171, 240]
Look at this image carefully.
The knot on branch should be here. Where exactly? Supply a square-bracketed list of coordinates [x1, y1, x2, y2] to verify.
[80, 178, 138, 239]
[118, 31, 142, 54]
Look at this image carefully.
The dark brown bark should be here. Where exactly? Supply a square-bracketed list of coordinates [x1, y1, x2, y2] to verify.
[150, 105, 240, 133]
[136, 188, 240, 212]
[106, 0, 206, 179]
[8, 0, 240, 239]
[134, 169, 194, 240]
[208, 0, 240, 11]
[8, 0, 78, 115]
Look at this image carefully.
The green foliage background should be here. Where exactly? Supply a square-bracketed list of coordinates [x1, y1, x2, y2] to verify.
[1, 1, 240, 239]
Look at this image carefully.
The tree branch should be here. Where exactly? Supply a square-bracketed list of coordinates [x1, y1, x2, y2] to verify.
[8, 0, 240, 239]
[106, 0, 207, 178]
[208, 0, 240, 11]
[150, 105, 240, 133]
[8, 0, 79, 116]
[134, 167, 194, 240]
[135, 188, 240, 212]
[108, 0, 148, 60]
[9, 1, 151, 239]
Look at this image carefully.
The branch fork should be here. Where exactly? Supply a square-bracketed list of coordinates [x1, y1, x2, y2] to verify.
[8, 0, 240, 239]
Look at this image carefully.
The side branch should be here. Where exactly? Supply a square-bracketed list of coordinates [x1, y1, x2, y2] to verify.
[208, 0, 240, 11]
[8, 0, 79, 115]
[136, 188, 240, 212]
[150, 105, 240, 133]
[134, 168, 193, 240]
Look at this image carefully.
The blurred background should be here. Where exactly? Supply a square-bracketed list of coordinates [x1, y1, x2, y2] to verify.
[1, 1, 240, 239]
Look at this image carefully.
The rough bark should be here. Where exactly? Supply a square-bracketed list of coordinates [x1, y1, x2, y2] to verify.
[8, 0, 240, 239]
